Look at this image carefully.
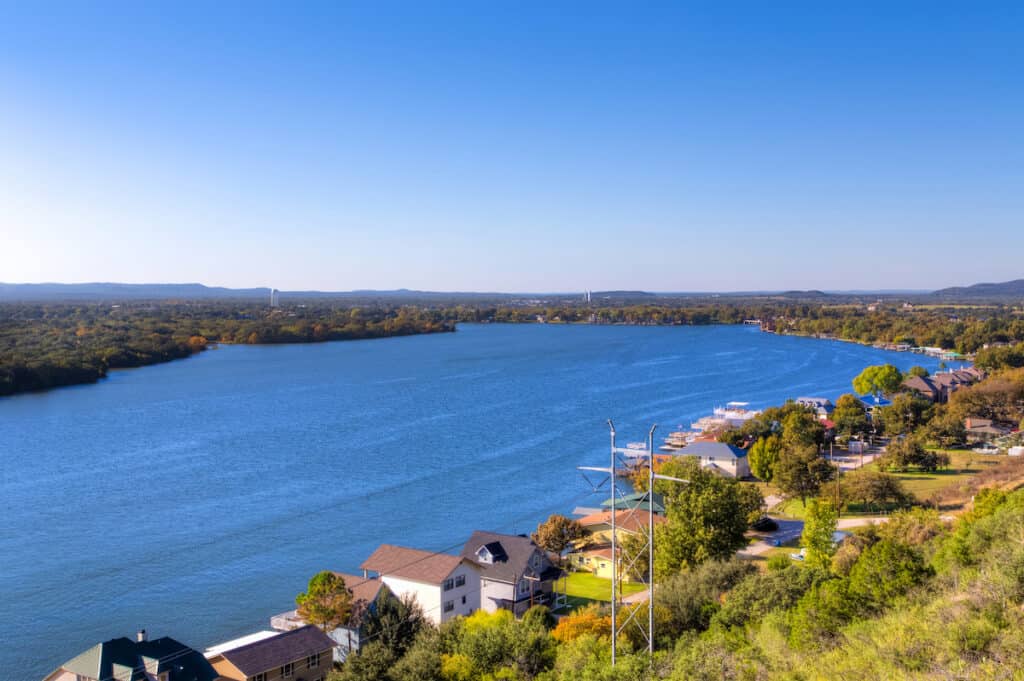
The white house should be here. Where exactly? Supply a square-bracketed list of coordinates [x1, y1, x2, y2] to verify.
[673, 441, 751, 478]
[361, 544, 481, 625]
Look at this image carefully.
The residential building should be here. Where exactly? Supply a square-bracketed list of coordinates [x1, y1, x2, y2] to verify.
[600, 491, 665, 515]
[207, 625, 333, 681]
[795, 397, 834, 418]
[361, 544, 481, 625]
[44, 631, 221, 681]
[269, 573, 394, 662]
[569, 510, 667, 581]
[964, 417, 1012, 442]
[673, 441, 751, 478]
[904, 369, 982, 403]
[460, 531, 563, 616]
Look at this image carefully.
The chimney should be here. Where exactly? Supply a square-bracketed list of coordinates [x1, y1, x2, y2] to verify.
[137, 629, 147, 642]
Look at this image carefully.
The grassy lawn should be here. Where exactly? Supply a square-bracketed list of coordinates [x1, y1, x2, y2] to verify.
[888, 450, 1003, 499]
[770, 451, 1007, 516]
[562, 571, 646, 603]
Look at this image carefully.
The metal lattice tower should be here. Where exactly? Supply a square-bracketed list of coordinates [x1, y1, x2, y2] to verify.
[578, 420, 688, 665]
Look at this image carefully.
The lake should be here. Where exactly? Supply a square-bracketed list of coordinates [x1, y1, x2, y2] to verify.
[0, 324, 945, 680]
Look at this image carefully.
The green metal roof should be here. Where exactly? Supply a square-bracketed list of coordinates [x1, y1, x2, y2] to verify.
[601, 491, 665, 514]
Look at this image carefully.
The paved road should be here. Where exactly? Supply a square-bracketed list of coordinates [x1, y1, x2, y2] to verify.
[738, 515, 889, 558]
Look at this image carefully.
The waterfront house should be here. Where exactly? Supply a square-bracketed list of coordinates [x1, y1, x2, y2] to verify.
[206, 625, 333, 681]
[460, 531, 564, 616]
[795, 397, 834, 419]
[904, 369, 980, 403]
[360, 544, 481, 625]
[269, 573, 394, 662]
[44, 630, 222, 681]
[600, 490, 665, 515]
[902, 375, 942, 402]
[673, 441, 751, 478]
[569, 510, 667, 581]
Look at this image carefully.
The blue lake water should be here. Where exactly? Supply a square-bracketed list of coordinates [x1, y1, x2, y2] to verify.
[0, 324, 946, 679]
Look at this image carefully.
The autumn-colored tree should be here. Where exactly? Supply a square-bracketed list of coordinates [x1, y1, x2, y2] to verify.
[551, 604, 611, 643]
[296, 570, 352, 631]
[531, 514, 586, 564]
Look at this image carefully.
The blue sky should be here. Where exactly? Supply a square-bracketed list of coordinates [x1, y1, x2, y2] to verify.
[1, 2, 1021, 292]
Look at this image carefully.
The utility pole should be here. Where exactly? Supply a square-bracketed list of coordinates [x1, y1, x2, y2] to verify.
[579, 421, 688, 667]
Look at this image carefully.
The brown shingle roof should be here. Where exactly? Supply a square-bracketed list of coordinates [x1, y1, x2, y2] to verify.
[360, 544, 468, 585]
[577, 510, 667, 534]
[218, 625, 333, 677]
[332, 572, 385, 606]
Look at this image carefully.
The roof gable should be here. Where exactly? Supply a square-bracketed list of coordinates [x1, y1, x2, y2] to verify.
[361, 544, 469, 585]
[460, 531, 557, 584]
[58, 637, 218, 681]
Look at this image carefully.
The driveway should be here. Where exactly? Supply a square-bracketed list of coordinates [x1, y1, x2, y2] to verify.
[738, 517, 804, 557]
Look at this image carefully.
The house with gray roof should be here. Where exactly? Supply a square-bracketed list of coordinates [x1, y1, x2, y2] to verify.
[795, 397, 834, 418]
[43, 631, 221, 681]
[673, 441, 750, 478]
[460, 531, 563, 617]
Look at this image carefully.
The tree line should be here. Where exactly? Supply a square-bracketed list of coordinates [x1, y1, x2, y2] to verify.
[0, 302, 454, 396]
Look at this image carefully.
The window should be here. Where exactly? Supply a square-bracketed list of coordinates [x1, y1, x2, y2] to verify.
[461, 595, 466, 605]
[306, 652, 320, 668]
[455, 574, 466, 587]
[519, 580, 529, 594]
[443, 578, 454, 591]
[444, 600, 455, 612]
[281, 662, 294, 679]
[251, 675, 266, 681]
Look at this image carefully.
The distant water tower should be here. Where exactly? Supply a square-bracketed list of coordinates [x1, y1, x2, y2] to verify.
[270, 288, 280, 307]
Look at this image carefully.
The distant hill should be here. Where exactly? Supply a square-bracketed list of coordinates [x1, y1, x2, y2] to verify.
[0, 282, 274, 301]
[931, 278, 1024, 301]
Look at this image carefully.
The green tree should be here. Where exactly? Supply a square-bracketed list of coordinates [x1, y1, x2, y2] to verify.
[652, 459, 758, 577]
[907, 365, 930, 378]
[331, 641, 395, 681]
[831, 394, 869, 441]
[774, 444, 835, 506]
[780, 410, 826, 450]
[852, 364, 904, 400]
[841, 468, 911, 512]
[296, 571, 353, 631]
[877, 392, 933, 437]
[881, 436, 946, 472]
[801, 499, 839, 570]
[360, 592, 428, 659]
[847, 539, 932, 611]
[532, 514, 586, 565]
[747, 434, 782, 481]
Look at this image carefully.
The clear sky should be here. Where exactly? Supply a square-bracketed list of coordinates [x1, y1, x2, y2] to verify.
[1, 2, 1021, 292]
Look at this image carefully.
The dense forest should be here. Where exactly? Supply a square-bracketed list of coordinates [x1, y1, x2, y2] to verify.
[3, 299, 1024, 397]
[0, 303, 454, 396]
